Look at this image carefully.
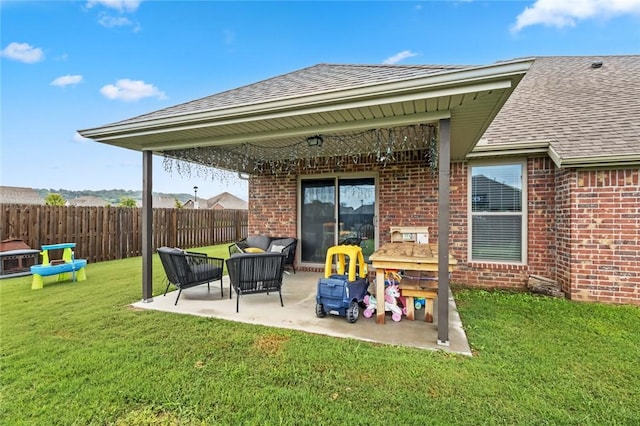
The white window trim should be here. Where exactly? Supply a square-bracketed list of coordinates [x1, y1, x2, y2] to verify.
[467, 159, 528, 265]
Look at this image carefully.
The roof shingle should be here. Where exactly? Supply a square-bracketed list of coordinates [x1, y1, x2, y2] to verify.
[481, 55, 640, 161]
[112, 63, 467, 126]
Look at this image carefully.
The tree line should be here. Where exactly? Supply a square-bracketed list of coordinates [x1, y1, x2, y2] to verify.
[37, 188, 193, 206]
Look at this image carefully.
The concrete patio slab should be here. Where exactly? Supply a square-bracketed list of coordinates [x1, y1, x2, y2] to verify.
[132, 271, 472, 356]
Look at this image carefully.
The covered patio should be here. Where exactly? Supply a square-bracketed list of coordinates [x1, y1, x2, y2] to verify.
[80, 59, 532, 347]
[132, 271, 472, 355]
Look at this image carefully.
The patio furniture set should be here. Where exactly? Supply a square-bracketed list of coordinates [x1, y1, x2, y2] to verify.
[157, 235, 297, 312]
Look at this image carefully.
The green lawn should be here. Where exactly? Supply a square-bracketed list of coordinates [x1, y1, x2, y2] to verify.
[1, 245, 639, 425]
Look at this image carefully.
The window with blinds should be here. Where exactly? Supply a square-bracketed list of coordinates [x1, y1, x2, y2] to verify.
[470, 163, 525, 263]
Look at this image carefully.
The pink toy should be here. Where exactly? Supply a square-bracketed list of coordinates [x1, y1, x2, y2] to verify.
[363, 284, 407, 321]
[363, 294, 376, 318]
[384, 284, 404, 322]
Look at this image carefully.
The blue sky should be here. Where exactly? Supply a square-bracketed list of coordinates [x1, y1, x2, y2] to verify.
[1, 1, 639, 201]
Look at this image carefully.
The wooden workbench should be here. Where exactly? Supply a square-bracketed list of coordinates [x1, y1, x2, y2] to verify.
[369, 242, 457, 324]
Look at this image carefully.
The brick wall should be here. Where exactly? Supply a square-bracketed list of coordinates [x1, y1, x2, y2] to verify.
[528, 157, 557, 275]
[247, 155, 639, 305]
[569, 168, 640, 304]
[555, 168, 573, 295]
[248, 173, 297, 238]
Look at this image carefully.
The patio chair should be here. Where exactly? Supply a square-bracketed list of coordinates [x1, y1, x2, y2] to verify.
[225, 252, 286, 313]
[157, 247, 224, 305]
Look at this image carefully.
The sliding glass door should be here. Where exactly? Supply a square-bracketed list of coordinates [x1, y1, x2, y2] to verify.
[300, 179, 335, 263]
[300, 177, 375, 263]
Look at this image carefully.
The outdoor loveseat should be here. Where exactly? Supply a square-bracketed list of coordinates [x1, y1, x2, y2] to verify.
[157, 247, 224, 305]
[225, 252, 287, 313]
[229, 236, 297, 273]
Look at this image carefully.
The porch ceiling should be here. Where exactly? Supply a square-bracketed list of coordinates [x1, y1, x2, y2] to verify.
[79, 59, 533, 168]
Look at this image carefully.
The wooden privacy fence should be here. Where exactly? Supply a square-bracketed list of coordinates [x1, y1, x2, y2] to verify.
[0, 204, 248, 263]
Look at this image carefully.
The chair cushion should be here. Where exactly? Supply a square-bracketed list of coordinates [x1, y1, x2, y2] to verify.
[157, 246, 184, 255]
[269, 238, 295, 251]
[269, 244, 286, 253]
[245, 235, 272, 251]
[244, 247, 265, 253]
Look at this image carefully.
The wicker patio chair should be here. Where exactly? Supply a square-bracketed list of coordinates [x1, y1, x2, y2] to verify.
[225, 252, 286, 312]
[157, 247, 224, 305]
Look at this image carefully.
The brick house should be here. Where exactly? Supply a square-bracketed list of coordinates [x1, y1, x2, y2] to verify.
[205, 192, 248, 210]
[80, 55, 639, 308]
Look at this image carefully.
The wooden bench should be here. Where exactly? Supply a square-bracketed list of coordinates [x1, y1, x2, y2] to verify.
[30, 243, 87, 289]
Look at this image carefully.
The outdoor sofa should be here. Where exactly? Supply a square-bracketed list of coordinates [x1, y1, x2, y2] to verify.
[228, 235, 297, 273]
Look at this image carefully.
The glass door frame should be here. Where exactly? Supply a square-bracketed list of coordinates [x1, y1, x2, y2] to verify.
[298, 172, 378, 267]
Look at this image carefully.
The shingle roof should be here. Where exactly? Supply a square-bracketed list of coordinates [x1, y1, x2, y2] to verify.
[111, 63, 467, 126]
[206, 192, 247, 210]
[481, 55, 640, 161]
[153, 195, 178, 209]
[0, 186, 44, 205]
[67, 196, 109, 207]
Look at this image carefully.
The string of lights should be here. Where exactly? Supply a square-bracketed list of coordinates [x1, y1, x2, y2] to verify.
[162, 124, 438, 183]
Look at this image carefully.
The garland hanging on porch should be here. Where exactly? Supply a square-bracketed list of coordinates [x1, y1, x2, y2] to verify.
[162, 123, 438, 182]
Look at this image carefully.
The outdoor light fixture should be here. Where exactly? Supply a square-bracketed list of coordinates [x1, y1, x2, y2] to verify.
[193, 185, 198, 209]
[306, 135, 323, 147]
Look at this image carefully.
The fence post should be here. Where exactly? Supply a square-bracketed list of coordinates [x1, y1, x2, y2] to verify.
[170, 209, 178, 248]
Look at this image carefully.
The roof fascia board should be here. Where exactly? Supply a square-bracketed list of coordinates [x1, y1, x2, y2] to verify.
[89, 80, 506, 144]
[142, 110, 452, 151]
[557, 153, 640, 168]
[547, 144, 563, 168]
[470, 142, 640, 168]
[468, 140, 551, 158]
[80, 59, 532, 139]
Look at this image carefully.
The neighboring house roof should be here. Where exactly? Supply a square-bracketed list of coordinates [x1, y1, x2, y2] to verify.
[0, 186, 44, 205]
[354, 203, 375, 215]
[205, 192, 247, 210]
[153, 195, 178, 209]
[476, 55, 640, 167]
[68, 196, 109, 207]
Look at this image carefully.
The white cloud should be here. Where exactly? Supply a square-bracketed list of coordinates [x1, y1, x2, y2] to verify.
[51, 74, 83, 87]
[100, 79, 166, 101]
[512, 0, 640, 32]
[0, 42, 44, 63]
[86, 0, 141, 13]
[98, 14, 133, 28]
[383, 50, 420, 65]
[73, 132, 91, 143]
